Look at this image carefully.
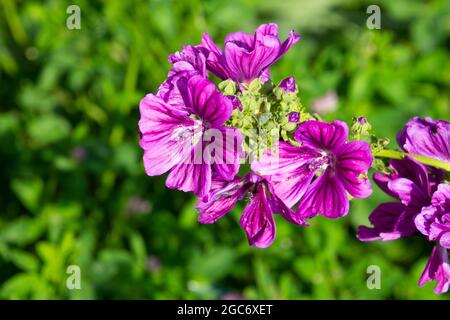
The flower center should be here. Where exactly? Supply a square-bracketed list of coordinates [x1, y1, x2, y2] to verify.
[308, 150, 336, 175]
[171, 120, 203, 146]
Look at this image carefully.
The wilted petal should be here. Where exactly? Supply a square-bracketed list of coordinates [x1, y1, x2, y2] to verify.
[240, 184, 276, 248]
[432, 183, 450, 207]
[416, 184, 450, 247]
[296, 170, 349, 219]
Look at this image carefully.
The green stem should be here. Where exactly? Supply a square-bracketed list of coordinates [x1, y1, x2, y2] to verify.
[374, 149, 450, 172]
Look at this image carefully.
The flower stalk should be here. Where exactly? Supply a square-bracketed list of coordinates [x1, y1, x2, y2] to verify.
[374, 149, 450, 172]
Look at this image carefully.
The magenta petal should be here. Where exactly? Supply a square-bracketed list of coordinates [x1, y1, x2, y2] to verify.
[432, 183, 450, 207]
[200, 33, 231, 80]
[270, 170, 316, 208]
[224, 31, 254, 50]
[157, 61, 197, 114]
[294, 120, 349, 152]
[440, 232, 450, 249]
[296, 170, 349, 219]
[251, 141, 319, 207]
[178, 75, 233, 127]
[139, 94, 195, 176]
[279, 77, 297, 93]
[415, 205, 436, 239]
[388, 178, 429, 209]
[336, 140, 373, 198]
[390, 157, 430, 195]
[240, 184, 276, 248]
[373, 172, 397, 198]
[255, 23, 279, 37]
[168, 45, 207, 78]
[252, 141, 320, 176]
[224, 38, 279, 83]
[266, 182, 308, 226]
[210, 127, 243, 181]
[397, 117, 450, 163]
[196, 178, 245, 224]
[260, 68, 270, 82]
[165, 142, 212, 198]
[419, 245, 450, 294]
[357, 202, 415, 242]
[277, 30, 301, 59]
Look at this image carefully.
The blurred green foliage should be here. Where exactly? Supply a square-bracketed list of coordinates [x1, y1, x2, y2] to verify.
[0, 0, 449, 299]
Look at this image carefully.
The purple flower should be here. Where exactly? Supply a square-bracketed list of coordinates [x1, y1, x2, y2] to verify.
[397, 117, 450, 163]
[196, 173, 306, 248]
[357, 116, 367, 124]
[139, 75, 242, 199]
[252, 120, 373, 219]
[288, 112, 300, 123]
[157, 46, 207, 113]
[418, 244, 450, 294]
[279, 77, 297, 93]
[357, 157, 436, 242]
[415, 184, 450, 248]
[168, 45, 207, 77]
[199, 23, 300, 83]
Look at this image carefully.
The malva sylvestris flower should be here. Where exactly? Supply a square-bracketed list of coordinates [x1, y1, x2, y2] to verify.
[358, 117, 450, 294]
[139, 22, 450, 295]
[199, 23, 300, 84]
[397, 117, 450, 163]
[139, 75, 241, 199]
[357, 156, 438, 242]
[252, 120, 373, 219]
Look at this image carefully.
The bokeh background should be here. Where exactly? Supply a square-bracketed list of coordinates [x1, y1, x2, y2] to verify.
[0, 0, 449, 299]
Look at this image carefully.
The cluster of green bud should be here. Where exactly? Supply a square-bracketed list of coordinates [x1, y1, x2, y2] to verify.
[219, 78, 307, 159]
[350, 116, 372, 141]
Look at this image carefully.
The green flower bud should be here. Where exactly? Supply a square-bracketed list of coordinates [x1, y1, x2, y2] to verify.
[218, 79, 237, 95]
[350, 116, 372, 141]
